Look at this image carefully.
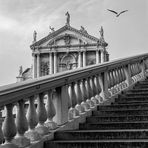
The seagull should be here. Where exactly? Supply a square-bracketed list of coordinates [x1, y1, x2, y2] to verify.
[107, 9, 128, 17]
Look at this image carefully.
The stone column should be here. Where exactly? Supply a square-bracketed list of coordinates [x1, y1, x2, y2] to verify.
[53, 52, 57, 74]
[96, 49, 99, 64]
[36, 53, 40, 77]
[49, 52, 53, 74]
[82, 50, 86, 67]
[32, 53, 37, 78]
[101, 50, 104, 63]
[78, 51, 82, 68]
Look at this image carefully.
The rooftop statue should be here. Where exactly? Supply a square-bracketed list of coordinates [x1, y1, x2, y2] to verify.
[80, 26, 88, 34]
[19, 66, 23, 75]
[65, 11, 70, 25]
[99, 26, 104, 39]
[49, 26, 55, 33]
[33, 30, 37, 42]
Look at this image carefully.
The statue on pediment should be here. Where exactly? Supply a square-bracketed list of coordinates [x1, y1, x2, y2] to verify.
[80, 26, 88, 34]
[33, 30, 37, 42]
[99, 26, 104, 39]
[49, 26, 55, 33]
[65, 11, 70, 25]
[19, 66, 23, 75]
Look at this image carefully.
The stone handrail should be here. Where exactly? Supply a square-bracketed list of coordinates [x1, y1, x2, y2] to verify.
[0, 53, 148, 147]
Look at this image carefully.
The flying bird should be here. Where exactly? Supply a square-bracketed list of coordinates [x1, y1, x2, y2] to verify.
[107, 9, 128, 17]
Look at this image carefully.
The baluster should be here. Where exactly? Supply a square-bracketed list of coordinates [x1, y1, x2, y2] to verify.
[88, 76, 98, 105]
[13, 100, 30, 147]
[2, 104, 18, 147]
[135, 63, 139, 81]
[132, 64, 137, 82]
[80, 79, 90, 111]
[136, 63, 139, 80]
[110, 70, 117, 94]
[145, 59, 148, 70]
[108, 71, 114, 95]
[68, 83, 75, 120]
[36, 93, 48, 135]
[68, 83, 79, 120]
[94, 74, 103, 103]
[120, 67, 124, 90]
[121, 66, 127, 88]
[0, 109, 3, 145]
[75, 81, 85, 114]
[115, 68, 121, 92]
[118, 67, 124, 90]
[113, 69, 119, 93]
[138, 62, 142, 78]
[135, 63, 139, 79]
[140, 60, 146, 78]
[98, 71, 109, 102]
[130, 64, 135, 83]
[124, 64, 132, 87]
[135, 63, 140, 80]
[52, 86, 69, 125]
[45, 90, 57, 130]
[85, 78, 95, 108]
[107, 71, 112, 96]
[25, 96, 41, 142]
[91, 76, 100, 104]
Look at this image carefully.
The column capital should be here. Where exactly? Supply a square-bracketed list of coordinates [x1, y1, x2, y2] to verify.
[36, 52, 40, 56]
[53, 51, 57, 55]
[82, 49, 87, 52]
[78, 50, 82, 53]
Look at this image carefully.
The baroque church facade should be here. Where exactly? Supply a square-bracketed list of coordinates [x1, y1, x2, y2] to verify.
[17, 12, 109, 81]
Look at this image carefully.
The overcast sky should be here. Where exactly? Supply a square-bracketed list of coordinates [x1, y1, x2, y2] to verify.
[0, 0, 147, 86]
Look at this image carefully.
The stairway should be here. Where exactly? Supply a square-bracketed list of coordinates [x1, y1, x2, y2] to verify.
[44, 80, 148, 148]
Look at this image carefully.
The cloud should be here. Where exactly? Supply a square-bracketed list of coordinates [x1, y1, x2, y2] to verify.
[0, 15, 19, 31]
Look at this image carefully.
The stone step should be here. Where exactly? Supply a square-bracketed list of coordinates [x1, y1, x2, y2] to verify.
[116, 96, 148, 103]
[134, 85, 148, 88]
[115, 100, 148, 104]
[79, 121, 148, 130]
[93, 109, 148, 116]
[130, 88, 148, 92]
[125, 92, 148, 98]
[44, 78, 148, 148]
[86, 115, 148, 123]
[53, 130, 148, 140]
[44, 140, 148, 148]
[98, 103, 148, 110]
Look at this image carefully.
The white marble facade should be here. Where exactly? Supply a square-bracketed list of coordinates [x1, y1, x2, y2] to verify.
[17, 13, 109, 81]
[31, 26, 109, 78]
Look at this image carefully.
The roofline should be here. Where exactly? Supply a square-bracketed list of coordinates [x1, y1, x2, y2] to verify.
[30, 25, 100, 49]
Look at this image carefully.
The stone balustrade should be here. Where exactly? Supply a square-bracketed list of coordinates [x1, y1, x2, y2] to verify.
[0, 53, 148, 148]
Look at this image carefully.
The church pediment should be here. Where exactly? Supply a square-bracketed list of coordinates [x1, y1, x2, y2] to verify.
[30, 25, 99, 49]
[47, 33, 86, 46]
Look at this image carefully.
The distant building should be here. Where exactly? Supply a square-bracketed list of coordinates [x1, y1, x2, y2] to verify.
[16, 12, 109, 82]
